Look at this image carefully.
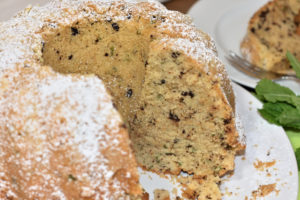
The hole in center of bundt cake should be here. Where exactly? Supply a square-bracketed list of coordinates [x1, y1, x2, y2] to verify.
[42, 18, 241, 199]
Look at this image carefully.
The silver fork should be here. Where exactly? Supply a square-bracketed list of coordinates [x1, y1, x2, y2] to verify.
[226, 50, 299, 82]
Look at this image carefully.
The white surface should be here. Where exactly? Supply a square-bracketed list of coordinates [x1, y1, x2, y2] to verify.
[188, 0, 300, 94]
[140, 83, 298, 200]
[0, 0, 298, 199]
[0, 0, 48, 21]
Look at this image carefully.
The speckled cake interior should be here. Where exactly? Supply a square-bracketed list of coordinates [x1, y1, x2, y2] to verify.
[0, 0, 244, 199]
[42, 12, 242, 200]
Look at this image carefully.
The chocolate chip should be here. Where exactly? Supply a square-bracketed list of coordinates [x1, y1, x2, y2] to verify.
[104, 53, 109, 57]
[188, 91, 194, 98]
[169, 111, 180, 122]
[171, 52, 181, 58]
[223, 118, 231, 125]
[181, 91, 194, 98]
[68, 174, 77, 181]
[41, 42, 45, 53]
[259, 9, 269, 20]
[181, 91, 188, 96]
[224, 144, 232, 150]
[68, 55, 73, 60]
[251, 28, 256, 33]
[111, 23, 119, 31]
[160, 79, 166, 84]
[126, 89, 133, 98]
[165, 153, 176, 156]
[179, 71, 185, 79]
[71, 27, 79, 36]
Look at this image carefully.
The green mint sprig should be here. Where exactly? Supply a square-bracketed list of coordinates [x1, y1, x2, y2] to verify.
[296, 148, 300, 170]
[254, 52, 300, 169]
[255, 79, 300, 129]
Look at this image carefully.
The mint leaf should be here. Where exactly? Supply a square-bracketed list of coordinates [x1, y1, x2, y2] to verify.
[292, 96, 300, 111]
[254, 53, 300, 130]
[286, 51, 300, 79]
[278, 109, 300, 129]
[258, 102, 295, 125]
[295, 148, 300, 170]
[258, 109, 280, 125]
[255, 79, 295, 104]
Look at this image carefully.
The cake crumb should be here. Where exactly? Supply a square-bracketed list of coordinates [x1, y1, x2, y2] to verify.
[251, 183, 279, 199]
[253, 160, 276, 171]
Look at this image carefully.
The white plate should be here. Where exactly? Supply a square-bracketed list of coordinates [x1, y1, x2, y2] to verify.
[140, 83, 298, 200]
[188, 0, 300, 94]
[0, 1, 298, 199]
[0, 0, 48, 21]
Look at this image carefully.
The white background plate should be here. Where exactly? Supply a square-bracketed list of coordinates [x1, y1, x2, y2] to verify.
[0, 0, 47, 21]
[0, 0, 298, 199]
[188, 0, 300, 94]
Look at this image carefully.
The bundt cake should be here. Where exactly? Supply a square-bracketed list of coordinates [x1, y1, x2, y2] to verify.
[0, 0, 245, 199]
[241, 0, 300, 74]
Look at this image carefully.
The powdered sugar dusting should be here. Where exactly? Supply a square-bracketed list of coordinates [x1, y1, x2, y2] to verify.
[159, 37, 223, 73]
[0, 0, 217, 73]
[0, 65, 136, 199]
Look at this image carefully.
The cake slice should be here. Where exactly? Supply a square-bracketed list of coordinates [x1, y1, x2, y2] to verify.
[241, 0, 300, 74]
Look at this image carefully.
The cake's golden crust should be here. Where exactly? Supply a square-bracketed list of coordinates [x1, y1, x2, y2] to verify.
[0, 0, 244, 199]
